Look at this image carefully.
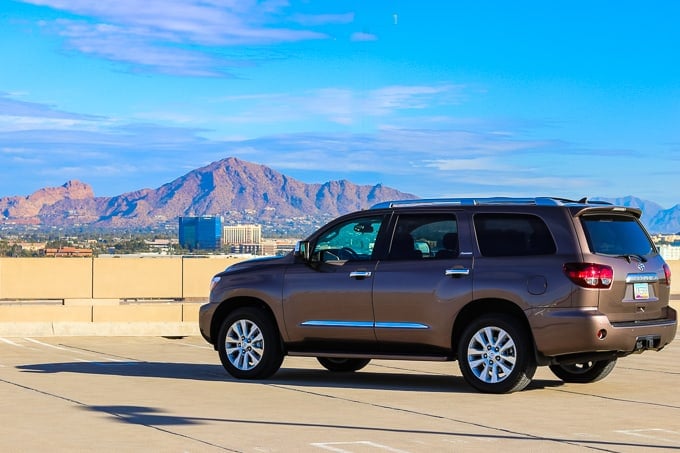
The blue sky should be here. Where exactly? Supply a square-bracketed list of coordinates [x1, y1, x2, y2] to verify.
[1, 1, 679, 207]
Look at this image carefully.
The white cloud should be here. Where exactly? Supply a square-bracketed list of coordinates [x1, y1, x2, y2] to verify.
[291, 13, 355, 26]
[201, 84, 468, 129]
[350, 32, 377, 42]
[24, 0, 343, 75]
[423, 158, 504, 171]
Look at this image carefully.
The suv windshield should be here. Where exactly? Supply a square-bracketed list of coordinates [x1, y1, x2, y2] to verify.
[581, 214, 654, 256]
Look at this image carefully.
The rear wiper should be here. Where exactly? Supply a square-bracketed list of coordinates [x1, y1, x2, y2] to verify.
[615, 254, 647, 263]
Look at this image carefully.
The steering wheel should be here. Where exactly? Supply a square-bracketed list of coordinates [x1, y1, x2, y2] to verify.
[338, 247, 359, 260]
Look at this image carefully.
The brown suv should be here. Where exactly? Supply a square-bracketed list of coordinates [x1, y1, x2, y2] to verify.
[199, 197, 676, 393]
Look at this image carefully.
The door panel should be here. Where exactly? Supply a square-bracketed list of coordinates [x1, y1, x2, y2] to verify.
[282, 260, 378, 343]
[372, 257, 473, 350]
[282, 214, 385, 344]
[372, 212, 473, 351]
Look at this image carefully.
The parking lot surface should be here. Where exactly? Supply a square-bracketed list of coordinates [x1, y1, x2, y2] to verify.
[1, 334, 679, 452]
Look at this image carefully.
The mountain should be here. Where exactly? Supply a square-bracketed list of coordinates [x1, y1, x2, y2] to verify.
[0, 157, 417, 230]
[1, 158, 678, 234]
[593, 196, 680, 234]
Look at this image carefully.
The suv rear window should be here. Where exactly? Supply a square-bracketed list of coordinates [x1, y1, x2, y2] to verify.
[474, 213, 556, 257]
[581, 214, 654, 256]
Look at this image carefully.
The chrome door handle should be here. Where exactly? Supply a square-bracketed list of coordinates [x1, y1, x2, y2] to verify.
[445, 268, 470, 277]
[349, 271, 372, 279]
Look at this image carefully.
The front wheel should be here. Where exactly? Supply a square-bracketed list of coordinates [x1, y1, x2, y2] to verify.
[317, 357, 371, 372]
[217, 307, 283, 380]
[457, 314, 536, 394]
[549, 359, 617, 383]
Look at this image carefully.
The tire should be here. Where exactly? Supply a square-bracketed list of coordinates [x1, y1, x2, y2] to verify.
[549, 359, 617, 383]
[457, 314, 536, 394]
[317, 357, 371, 372]
[217, 307, 283, 380]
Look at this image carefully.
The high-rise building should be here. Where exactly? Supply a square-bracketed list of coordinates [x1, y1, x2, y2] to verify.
[179, 216, 222, 250]
[222, 224, 262, 245]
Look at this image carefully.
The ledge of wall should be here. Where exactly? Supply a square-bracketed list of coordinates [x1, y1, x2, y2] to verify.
[0, 301, 203, 337]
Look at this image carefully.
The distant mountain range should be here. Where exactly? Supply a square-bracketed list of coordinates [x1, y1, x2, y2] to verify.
[0, 157, 416, 231]
[0, 157, 678, 234]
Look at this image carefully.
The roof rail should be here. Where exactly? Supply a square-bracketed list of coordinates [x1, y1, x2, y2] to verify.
[370, 197, 610, 209]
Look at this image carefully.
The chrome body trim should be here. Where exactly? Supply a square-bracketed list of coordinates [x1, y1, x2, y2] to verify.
[300, 320, 429, 329]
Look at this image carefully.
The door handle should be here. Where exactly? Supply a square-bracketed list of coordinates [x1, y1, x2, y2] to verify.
[445, 268, 470, 277]
[349, 271, 372, 279]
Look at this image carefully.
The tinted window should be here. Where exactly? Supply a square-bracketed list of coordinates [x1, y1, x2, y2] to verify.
[474, 213, 556, 257]
[313, 215, 383, 262]
[581, 215, 654, 256]
[388, 214, 458, 260]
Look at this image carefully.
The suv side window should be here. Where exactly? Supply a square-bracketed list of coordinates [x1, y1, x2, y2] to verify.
[581, 214, 654, 256]
[388, 214, 458, 260]
[474, 213, 556, 257]
[313, 215, 384, 262]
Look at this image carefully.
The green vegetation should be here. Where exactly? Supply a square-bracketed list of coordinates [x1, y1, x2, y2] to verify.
[0, 232, 190, 257]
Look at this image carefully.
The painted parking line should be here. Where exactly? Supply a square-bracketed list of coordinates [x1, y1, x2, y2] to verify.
[615, 428, 680, 444]
[24, 337, 80, 352]
[173, 341, 213, 350]
[311, 441, 411, 452]
[0, 337, 23, 347]
[22, 338, 141, 363]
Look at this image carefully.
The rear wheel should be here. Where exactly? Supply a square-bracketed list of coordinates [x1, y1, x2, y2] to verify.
[217, 307, 283, 379]
[317, 357, 371, 372]
[457, 314, 536, 394]
[549, 359, 617, 383]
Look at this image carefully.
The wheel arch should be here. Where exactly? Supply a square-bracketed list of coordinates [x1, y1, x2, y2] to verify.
[452, 298, 535, 359]
[210, 297, 283, 350]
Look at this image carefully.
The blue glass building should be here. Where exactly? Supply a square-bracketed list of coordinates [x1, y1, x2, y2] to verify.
[179, 216, 222, 250]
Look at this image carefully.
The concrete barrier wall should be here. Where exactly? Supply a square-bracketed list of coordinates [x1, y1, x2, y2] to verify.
[93, 257, 183, 299]
[0, 256, 241, 301]
[671, 260, 679, 298]
[182, 257, 241, 298]
[0, 257, 93, 299]
[1, 257, 677, 302]
[0, 257, 677, 337]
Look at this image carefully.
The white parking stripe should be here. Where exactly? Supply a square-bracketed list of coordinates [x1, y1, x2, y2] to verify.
[23, 338, 76, 352]
[0, 337, 23, 347]
[616, 428, 680, 443]
[173, 341, 213, 350]
[311, 441, 411, 452]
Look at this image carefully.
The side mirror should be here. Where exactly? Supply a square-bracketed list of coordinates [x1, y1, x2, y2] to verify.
[294, 240, 311, 262]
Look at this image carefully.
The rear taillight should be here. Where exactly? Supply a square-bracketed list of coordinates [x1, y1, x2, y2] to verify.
[663, 263, 671, 286]
[564, 263, 614, 289]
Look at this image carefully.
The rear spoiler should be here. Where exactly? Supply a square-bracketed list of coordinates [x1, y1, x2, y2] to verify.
[573, 206, 642, 219]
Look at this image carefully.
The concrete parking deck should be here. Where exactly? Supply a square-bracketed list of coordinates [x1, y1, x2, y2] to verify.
[1, 334, 678, 452]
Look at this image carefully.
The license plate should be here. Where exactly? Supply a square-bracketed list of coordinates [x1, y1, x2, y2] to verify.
[633, 283, 650, 300]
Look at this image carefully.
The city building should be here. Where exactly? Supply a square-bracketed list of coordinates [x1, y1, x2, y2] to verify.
[41, 247, 93, 257]
[223, 224, 269, 255]
[222, 224, 261, 246]
[659, 244, 680, 261]
[179, 216, 222, 250]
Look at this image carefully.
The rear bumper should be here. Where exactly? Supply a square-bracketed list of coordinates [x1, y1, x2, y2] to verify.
[528, 306, 677, 358]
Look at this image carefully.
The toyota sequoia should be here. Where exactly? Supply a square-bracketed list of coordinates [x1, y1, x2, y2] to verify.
[199, 197, 676, 393]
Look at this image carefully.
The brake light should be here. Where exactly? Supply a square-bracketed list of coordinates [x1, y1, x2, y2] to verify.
[663, 263, 671, 286]
[564, 263, 614, 289]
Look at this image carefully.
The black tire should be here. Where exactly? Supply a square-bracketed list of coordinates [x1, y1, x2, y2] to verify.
[549, 359, 617, 383]
[217, 307, 283, 380]
[317, 357, 371, 372]
[457, 314, 536, 394]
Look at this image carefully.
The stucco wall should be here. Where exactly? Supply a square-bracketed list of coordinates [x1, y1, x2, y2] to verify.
[0, 256, 242, 301]
[0, 257, 676, 337]
[0, 257, 678, 302]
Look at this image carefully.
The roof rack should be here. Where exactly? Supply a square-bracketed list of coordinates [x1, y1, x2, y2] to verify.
[370, 197, 613, 209]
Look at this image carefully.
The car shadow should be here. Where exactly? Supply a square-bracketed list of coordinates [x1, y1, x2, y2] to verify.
[16, 360, 564, 393]
[75, 403, 680, 452]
